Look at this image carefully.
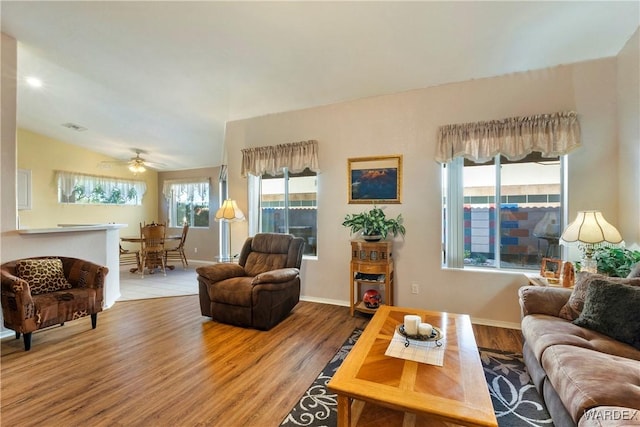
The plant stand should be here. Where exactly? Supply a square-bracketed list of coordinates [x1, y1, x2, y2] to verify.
[349, 240, 394, 316]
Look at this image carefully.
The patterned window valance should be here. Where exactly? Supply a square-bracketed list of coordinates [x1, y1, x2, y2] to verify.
[241, 140, 319, 177]
[162, 177, 210, 202]
[56, 171, 147, 205]
[435, 111, 581, 164]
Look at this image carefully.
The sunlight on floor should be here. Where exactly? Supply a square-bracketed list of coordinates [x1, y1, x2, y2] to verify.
[118, 261, 208, 301]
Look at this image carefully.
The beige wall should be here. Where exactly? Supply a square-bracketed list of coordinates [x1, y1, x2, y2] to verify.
[17, 128, 158, 238]
[1, 33, 18, 238]
[158, 167, 222, 262]
[225, 57, 633, 327]
[2, 30, 638, 328]
[617, 29, 640, 245]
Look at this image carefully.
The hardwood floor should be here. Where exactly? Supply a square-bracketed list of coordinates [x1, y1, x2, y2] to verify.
[473, 323, 523, 354]
[1, 297, 521, 426]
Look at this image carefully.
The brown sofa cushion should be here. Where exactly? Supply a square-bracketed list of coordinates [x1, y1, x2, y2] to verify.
[558, 272, 640, 320]
[15, 258, 72, 295]
[573, 279, 640, 350]
[521, 315, 640, 362]
[542, 344, 640, 424]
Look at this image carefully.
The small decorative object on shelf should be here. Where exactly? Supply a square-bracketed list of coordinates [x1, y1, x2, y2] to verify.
[363, 289, 381, 309]
[561, 261, 575, 288]
[540, 258, 562, 282]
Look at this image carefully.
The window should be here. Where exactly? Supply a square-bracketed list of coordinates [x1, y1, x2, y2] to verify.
[443, 152, 563, 270]
[257, 168, 318, 256]
[57, 171, 146, 205]
[163, 179, 210, 228]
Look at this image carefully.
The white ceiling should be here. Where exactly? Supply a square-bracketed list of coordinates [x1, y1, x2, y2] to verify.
[2, 1, 638, 171]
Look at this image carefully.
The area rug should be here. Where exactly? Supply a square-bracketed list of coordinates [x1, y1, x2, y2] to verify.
[280, 329, 553, 427]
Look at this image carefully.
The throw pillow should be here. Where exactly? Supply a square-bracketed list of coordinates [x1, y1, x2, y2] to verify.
[572, 279, 640, 350]
[558, 272, 640, 320]
[15, 258, 72, 295]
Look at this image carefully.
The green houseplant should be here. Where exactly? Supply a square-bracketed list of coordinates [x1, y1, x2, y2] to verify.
[342, 206, 406, 241]
[593, 246, 640, 277]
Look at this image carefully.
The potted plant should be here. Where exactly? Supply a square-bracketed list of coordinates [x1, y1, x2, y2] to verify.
[593, 246, 640, 277]
[342, 206, 406, 241]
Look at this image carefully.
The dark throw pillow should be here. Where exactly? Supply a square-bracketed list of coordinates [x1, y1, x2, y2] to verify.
[572, 279, 640, 350]
[559, 272, 640, 321]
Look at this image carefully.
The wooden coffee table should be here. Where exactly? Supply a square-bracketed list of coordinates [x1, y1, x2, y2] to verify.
[327, 305, 497, 427]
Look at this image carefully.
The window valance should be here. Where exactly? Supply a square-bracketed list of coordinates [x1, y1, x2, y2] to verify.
[241, 140, 319, 177]
[56, 171, 146, 205]
[435, 111, 581, 164]
[162, 177, 210, 202]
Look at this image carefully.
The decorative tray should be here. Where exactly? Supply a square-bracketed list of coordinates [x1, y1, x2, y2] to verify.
[398, 324, 444, 347]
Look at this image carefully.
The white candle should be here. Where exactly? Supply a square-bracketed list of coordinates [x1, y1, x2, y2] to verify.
[404, 315, 421, 336]
[418, 322, 433, 337]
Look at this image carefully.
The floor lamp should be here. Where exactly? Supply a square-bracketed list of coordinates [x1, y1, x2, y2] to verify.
[215, 199, 245, 262]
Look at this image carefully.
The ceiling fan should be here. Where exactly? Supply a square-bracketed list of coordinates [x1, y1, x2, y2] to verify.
[100, 149, 165, 174]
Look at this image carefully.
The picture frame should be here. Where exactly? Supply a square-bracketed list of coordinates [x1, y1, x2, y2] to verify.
[540, 258, 562, 279]
[348, 155, 402, 204]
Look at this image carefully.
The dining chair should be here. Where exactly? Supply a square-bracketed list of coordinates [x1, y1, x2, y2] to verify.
[119, 244, 140, 269]
[139, 223, 166, 278]
[164, 224, 189, 269]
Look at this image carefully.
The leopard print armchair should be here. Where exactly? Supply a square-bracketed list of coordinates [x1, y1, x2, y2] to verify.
[1, 256, 108, 351]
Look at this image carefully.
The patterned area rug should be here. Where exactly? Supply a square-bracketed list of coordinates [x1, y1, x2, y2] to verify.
[280, 329, 553, 427]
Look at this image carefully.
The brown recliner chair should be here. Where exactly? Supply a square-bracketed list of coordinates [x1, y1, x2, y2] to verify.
[197, 233, 304, 330]
[1, 256, 108, 351]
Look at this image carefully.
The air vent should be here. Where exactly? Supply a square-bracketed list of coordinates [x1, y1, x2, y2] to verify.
[61, 122, 87, 132]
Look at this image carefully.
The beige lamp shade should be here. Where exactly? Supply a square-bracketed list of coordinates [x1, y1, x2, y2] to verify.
[215, 199, 245, 222]
[560, 211, 622, 244]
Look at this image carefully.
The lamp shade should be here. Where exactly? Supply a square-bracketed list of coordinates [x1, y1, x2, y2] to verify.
[215, 199, 245, 222]
[560, 211, 622, 244]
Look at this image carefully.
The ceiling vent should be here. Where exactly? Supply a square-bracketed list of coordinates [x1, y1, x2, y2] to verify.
[61, 122, 87, 132]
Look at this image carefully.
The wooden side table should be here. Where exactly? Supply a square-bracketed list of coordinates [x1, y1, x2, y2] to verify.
[349, 240, 394, 316]
[524, 273, 573, 288]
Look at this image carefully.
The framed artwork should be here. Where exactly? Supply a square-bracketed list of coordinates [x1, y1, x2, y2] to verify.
[348, 155, 402, 204]
[540, 258, 562, 279]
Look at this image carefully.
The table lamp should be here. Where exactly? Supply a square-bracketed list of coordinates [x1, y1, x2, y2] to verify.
[560, 211, 622, 273]
[215, 199, 245, 262]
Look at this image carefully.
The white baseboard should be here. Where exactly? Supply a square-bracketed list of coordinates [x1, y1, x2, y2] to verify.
[299, 296, 521, 330]
[471, 317, 521, 330]
[300, 295, 349, 307]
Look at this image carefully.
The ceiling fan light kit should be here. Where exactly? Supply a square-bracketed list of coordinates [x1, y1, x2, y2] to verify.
[100, 149, 166, 174]
[128, 162, 146, 174]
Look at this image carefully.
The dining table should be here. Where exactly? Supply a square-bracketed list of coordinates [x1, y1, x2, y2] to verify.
[120, 235, 182, 273]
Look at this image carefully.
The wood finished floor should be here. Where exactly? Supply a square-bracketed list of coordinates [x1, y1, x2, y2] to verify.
[1, 297, 522, 426]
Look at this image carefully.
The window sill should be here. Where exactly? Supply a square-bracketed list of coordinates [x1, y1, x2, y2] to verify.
[441, 265, 538, 275]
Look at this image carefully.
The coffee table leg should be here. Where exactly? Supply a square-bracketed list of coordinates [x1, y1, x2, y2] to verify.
[337, 395, 352, 427]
